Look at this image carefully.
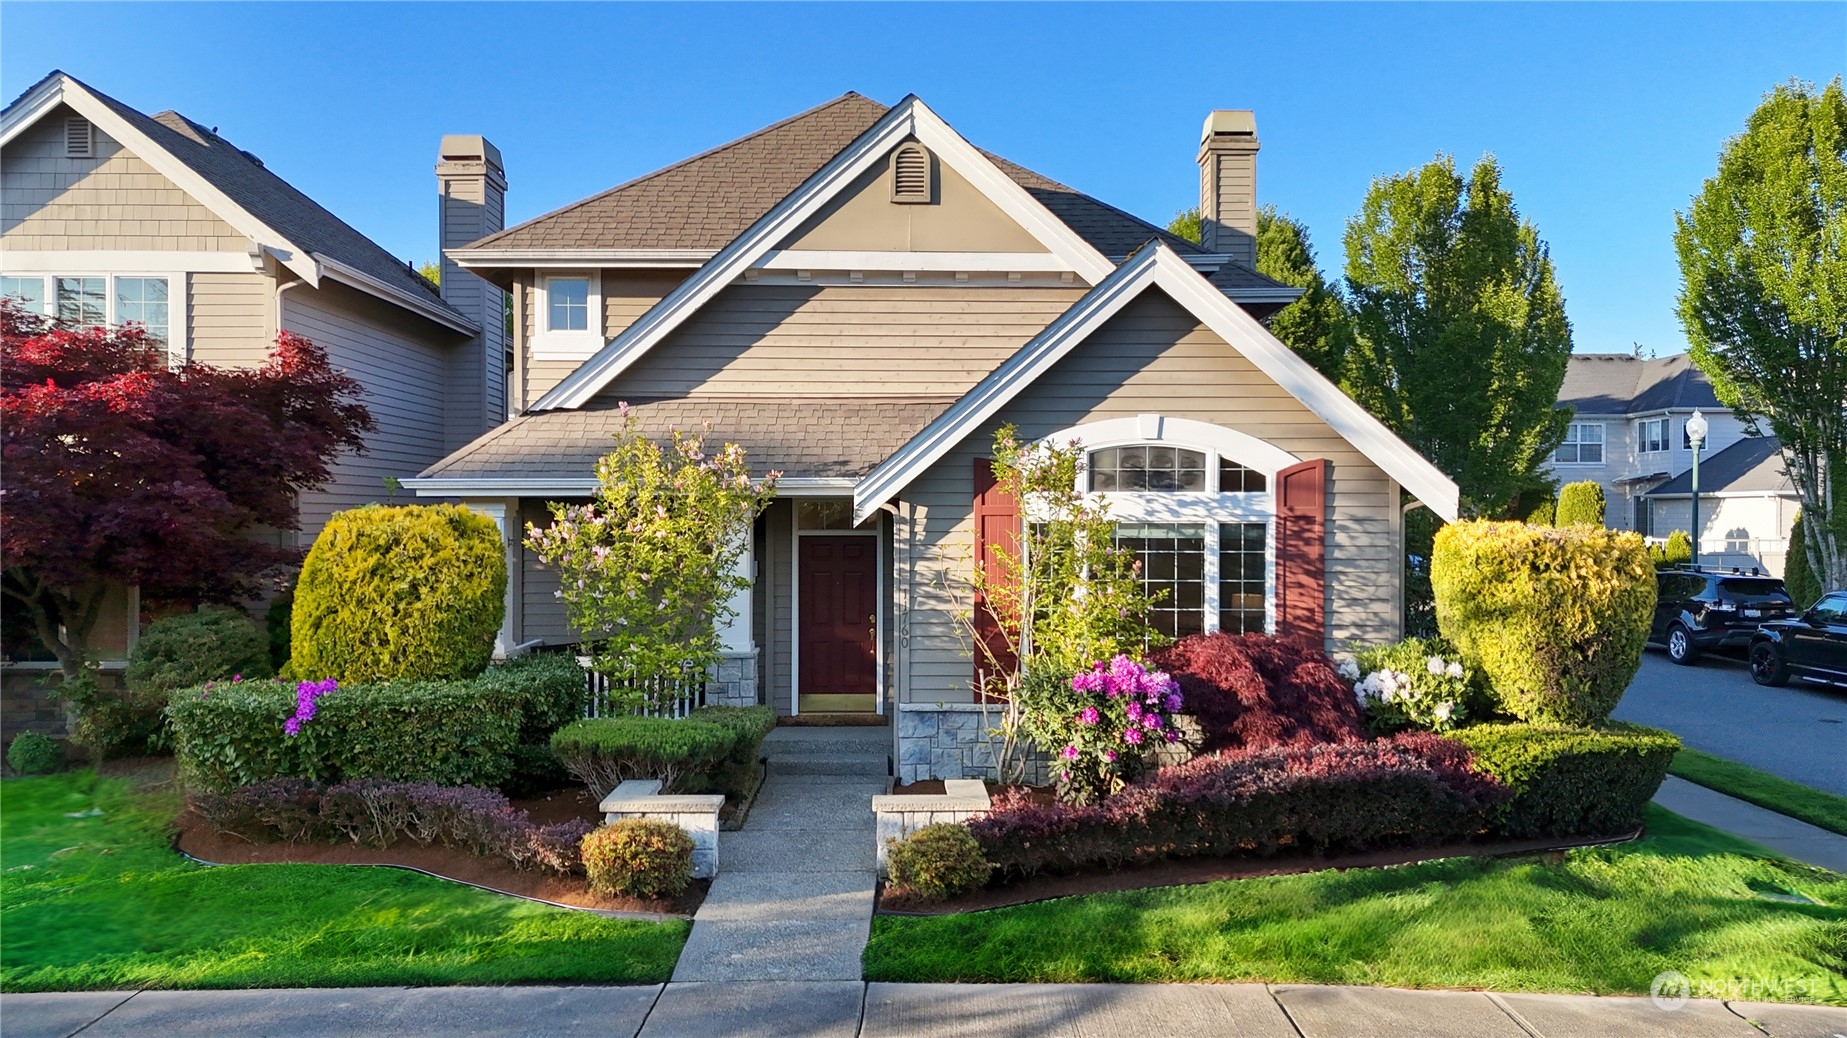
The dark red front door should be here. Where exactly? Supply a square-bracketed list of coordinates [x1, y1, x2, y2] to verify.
[799, 536, 878, 695]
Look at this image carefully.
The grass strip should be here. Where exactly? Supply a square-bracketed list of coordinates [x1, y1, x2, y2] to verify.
[1668, 748, 1847, 836]
[865, 805, 1846, 1005]
[1, 771, 687, 992]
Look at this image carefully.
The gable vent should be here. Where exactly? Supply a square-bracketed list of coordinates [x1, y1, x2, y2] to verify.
[64, 116, 94, 158]
[890, 142, 933, 204]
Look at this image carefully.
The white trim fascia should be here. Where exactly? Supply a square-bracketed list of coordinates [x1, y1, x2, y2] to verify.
[1219, 286, 1306, 304]
[316, 255, 477, 335]
[0, 76, 64, 147]
[0, 250, 261, 274]
[1643, 489, 1800, 501]
[532, 95, 1117, 411]
[402, 475, 856, 498]
[449, 248, 714, 269]
[853, 243, 1462, 525]
[758, 250, 1072, 273]
[4, 75, 321, 285]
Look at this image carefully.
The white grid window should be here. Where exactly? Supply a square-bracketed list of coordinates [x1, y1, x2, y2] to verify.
[1639, 417, 1669, 454]
[114, 277, 169, 344]
[1114, 523, 1208, 639]
[1554, 422, 1604, 465]
[547, 277, 589, 332]
[55, 277, 106, 328]
[1218, 522, 1267, 634]
[1, 276, 47, 313]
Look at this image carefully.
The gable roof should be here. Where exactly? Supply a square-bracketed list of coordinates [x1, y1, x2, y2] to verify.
[1, 70, 474, 334]
[852, 242, 1461, 524]
[531, 96, 1129, 411]
[409, 396, 957, 493]
[1560, 353, 1723, 415]
[1645, 436, 1793, 497]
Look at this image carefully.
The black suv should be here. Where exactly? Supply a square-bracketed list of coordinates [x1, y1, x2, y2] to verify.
[1749, 590, 1847, 687]
[1651, 567, 1795, 665]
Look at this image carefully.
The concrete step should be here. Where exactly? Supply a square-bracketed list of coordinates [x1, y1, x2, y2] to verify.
[763, 729, 891, 758]
[768, 753, 890, 777]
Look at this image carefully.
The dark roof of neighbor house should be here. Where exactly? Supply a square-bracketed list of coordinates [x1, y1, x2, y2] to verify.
[420, 396, 959, 481]
[466, 93, 1285, 292]
[1646, 436, 1792, 496]
[1559, 353, 1724, 415]
[5, 71, 469, 327]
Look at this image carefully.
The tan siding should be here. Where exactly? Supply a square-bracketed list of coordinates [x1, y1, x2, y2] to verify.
[779, 150, 1049, 254]
[1, 105, 245, 252]
[511, 270, 685, 410]
[283, 283, 450, 543]
[900, 289, 1400, 704]
[599, 284, 1083, 402]
[186, 272, 271, 366]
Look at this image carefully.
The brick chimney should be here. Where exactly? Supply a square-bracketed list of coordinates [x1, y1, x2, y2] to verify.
[435, 135, 508, 438]
[1197, 111, 1259, 267]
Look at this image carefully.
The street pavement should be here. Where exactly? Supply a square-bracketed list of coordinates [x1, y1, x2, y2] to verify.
[1614, 650, 1847, 795]
[8, 983, 1846, 1038]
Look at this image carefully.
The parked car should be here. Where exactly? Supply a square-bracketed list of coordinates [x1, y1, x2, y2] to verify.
[1651, 567, 1795, 665]
[1748, 590, 1847, 687]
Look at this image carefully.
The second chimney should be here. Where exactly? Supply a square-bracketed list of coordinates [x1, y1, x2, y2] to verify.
[435, 134, 508, 437]
[1197, 110, 1259, 267]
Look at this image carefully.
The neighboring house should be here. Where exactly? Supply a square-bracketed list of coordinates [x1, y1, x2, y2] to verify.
[406, 94, 1461, 781]
[1548, 352, 1795, 574]
[0, 71, 508, 672]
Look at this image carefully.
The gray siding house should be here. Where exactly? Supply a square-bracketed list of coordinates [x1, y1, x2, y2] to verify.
[409, 94, 1462, 780]
[0, 71, 508, 667]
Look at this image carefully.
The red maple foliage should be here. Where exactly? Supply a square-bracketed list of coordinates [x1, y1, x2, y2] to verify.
[1150, 632, 1366, 754]
[1, 301, 373, 675]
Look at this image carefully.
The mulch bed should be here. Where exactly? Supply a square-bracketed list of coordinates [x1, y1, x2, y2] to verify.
[876, 827, 1643, 915]
[173, 785, 704, 918]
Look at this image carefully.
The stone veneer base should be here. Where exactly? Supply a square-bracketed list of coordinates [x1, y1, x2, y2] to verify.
[706, 649, 760, 708]
[600, 779, 725, 879]
[895, 703, 1049, 785]
[870, 779, 990, 875]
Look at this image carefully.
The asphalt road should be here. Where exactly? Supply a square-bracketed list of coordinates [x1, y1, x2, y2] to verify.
[1613, 648, 1847, 795]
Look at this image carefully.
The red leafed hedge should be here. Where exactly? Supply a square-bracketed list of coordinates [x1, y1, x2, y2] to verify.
[966, 733, 1507, 879]
[1150, 633, 1365, 753]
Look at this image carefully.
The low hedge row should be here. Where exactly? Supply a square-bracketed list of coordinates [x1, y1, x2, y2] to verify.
[167, 655, 589, 794]
[191, 777, 594, 875]
[549, 705, 775, 798]
[1448, 721, 1680, 838]
[967, 733, 1509, 880]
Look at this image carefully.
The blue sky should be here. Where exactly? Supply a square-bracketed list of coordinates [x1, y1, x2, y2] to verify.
[3, 3, 1838, 356]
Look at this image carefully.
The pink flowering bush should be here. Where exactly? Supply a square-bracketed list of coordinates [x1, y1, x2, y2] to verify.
[1019, 656, 1184, 804]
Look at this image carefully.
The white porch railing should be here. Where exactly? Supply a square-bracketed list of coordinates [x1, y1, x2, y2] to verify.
[576, 656, 707, 719]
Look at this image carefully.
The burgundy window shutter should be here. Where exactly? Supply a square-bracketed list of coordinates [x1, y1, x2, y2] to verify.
[973, 458, 1020, 698]
[1274, 458, 1328, 648]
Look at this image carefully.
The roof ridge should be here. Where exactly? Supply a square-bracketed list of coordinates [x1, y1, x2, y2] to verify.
[468, 92, 886, 250]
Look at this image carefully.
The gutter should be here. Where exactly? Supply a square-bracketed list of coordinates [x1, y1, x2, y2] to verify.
[316, 254, 479, 335]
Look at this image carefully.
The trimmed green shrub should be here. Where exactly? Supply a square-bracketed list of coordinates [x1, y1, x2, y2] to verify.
[167, 675, 521, 793]
[1555, 481, 1606, 527]
[550, 716, 737, 796]
[886, 823, 991, 901]
[7, 731, 63, 775]
[688, 704, 775, 800]
[1449, 722, 1680, 837]
[472, 652, 589, 742]
[127, 606, 273, 695]
[1522, 495, 1555, 527]
[291, 503, 506, 683]
[499, 743, 574, 799]
[1785, 510, 1824, 609]
[1433, 521, 1655, 726]
[1649, 529, 1694, 568]
[582, 819, 695, 899]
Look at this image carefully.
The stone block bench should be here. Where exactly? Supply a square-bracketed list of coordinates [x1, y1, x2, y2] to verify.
[599, 780, 724, 879]
[869, 779, 991, 875]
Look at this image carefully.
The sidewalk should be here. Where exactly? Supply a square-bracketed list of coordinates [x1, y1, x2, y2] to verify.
[8, 982, 1845, 1038]
[1653, 775, 1847, 872]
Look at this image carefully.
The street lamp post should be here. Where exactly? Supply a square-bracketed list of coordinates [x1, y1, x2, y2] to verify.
[1686, 409, 1708, 567]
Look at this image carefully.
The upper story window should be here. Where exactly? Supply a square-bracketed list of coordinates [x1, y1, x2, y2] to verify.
[547, 276, 589, 332]
[1, 276, 47, 313]
[56, 277, 107, 328]
[1554, 422, 1604, 465]
[2, 273, 181, 364]
[113, 277, 169, 343]
[1639, 417, 1669, 454]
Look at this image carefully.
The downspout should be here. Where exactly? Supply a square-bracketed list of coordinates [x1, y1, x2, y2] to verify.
[275, 275, 305, 339]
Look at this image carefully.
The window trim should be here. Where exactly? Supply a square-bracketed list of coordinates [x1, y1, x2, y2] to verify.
[531, 270, 602, 361]
[1, 271, 186, 367]
[1638, 417, 1669, 455]
[1554, 421, 1605, 466]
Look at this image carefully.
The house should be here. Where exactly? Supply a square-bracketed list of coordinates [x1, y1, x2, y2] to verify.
[0, 71, 509, 671]
[406, 94, 1461, 781]
[1549, 352, 1795, 574]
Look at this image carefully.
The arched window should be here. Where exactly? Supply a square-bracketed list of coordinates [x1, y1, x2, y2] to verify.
[1049, 415, 1294, 639]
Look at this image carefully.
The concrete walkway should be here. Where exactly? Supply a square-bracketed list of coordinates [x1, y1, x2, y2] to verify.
[669, 726, 888, 982]
[10, 983, 1845, 1037]
[1653, 775, 1847, 872]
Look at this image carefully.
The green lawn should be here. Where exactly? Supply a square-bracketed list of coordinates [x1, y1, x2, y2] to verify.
[1669, 748, 1847, 836]
[865, 806, 1847, 1005]
[1, 771, 688, 992]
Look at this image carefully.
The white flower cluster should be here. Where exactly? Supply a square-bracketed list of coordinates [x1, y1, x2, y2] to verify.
[1348, 647, 1467, 731]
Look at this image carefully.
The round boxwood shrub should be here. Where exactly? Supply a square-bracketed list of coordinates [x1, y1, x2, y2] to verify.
[1432, 521, 1655, 726]
[291, 504, 506, 683]
[126, 606, 273, 694]
[7, 731, 63, 775]
[886, 823, 991, 901]
[1554, 481, 1606, 528]
[581, 819, 695, 899]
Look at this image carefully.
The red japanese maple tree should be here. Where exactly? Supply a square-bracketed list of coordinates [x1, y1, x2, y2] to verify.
[1, 301, 373, 677]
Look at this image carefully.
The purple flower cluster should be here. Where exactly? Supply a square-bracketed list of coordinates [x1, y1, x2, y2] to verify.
[284, 678, 338, 737]
[1045, 655, 1188, 803]
[1072, 656, 1183, 747]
